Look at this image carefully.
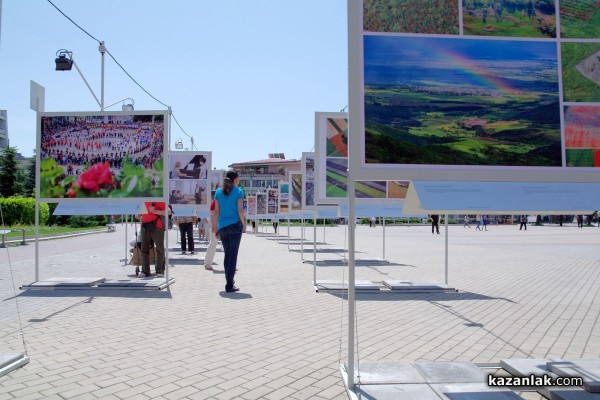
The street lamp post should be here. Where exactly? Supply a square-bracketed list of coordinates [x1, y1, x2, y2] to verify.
[55, 41, 106, 110]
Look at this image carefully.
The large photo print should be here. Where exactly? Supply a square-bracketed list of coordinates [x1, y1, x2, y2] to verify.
[168, 151, 212, 206]
[364, 36, 561, 167]
[39, 112, 166, 199]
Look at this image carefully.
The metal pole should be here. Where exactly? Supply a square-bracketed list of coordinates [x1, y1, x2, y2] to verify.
[34, 200, 39, 282]
[300, 216, 304, 261]
[99, 41, 105, 111]
[125, 214, 128, 264]
[313, 210, 317, 285]
[445, 214, 449, 285]
[347, 178, 357, 389]
[382, 216, 386, 260]
[72, 61, 102, 109]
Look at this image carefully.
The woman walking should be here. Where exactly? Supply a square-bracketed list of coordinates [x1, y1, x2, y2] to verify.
[211, 170, 246, 292]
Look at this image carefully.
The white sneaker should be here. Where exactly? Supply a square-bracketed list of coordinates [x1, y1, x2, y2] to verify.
[155, 273, 164, 278]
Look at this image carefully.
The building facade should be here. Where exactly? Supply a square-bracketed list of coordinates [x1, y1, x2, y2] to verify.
[228, 155, 301, 196]
[0, 110, 7, 149]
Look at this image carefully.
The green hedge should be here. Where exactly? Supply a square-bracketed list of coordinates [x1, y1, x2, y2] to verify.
[0, 197, 50, 226]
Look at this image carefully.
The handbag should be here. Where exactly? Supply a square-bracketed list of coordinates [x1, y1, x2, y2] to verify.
[129, 247, 156, 265]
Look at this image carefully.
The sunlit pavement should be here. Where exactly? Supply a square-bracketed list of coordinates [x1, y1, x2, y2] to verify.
[1, 222, 598, 399]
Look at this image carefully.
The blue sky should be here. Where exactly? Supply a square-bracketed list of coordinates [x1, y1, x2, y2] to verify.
[0, 0, 348, 169]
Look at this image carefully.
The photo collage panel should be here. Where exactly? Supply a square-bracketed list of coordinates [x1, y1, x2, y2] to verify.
[360, 0, 600, 168]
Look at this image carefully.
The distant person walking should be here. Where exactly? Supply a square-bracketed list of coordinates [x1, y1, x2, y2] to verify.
[482, 214, 488, 231]
[212, 170, 246, 292]
[463, 215, 471, 228]
[577, 215, 583, 228]
[475, 215, 482, 231]
[175, 214, 195, 255]
[431, 214, 440, 234]
[519, 215, 527, 231]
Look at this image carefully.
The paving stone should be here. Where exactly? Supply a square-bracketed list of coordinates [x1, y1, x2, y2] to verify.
[548, 360, 600, 393]
[431, 383, 525, 399]
[500, 358, 562, 377]
[355, 360, 426, 384]
[356, 383, 442, 399]
[538, 387, 600, 400]
[415, 360, 486, 383]
[1, 224, 599, 400]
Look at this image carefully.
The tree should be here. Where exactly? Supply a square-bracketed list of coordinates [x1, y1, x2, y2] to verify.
[14, 154, 35, 197]
[0, 146, 19, 197]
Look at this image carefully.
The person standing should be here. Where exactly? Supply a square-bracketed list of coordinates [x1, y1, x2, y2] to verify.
[272, 216, 279, 234]
[212, 170, 246, 292]
[475, 214, 482, 231]
[482, 214, 488, 231]
[519, 215, 527, 231]
[194, 184, 202, 205]
[140, 202, 167, 278]
[204, 199, 218, 270]
[431, 214, 440, 234]
[463, 215, 471, 228]
[577, 214, 583, 228]
[176, 214, 195, 255]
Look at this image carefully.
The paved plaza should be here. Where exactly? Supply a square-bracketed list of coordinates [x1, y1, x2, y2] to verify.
[0, 221, 599, 399]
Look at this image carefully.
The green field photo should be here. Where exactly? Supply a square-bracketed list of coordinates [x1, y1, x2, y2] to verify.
[562, 42, 600, 103]
[463, 0, 556, 38]
[560, 0, 600, 38]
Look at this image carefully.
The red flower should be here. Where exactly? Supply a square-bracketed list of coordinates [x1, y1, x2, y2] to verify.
[75, 162, 115, 193]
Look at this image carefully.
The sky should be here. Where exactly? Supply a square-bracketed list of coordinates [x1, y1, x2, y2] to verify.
[0, 0, 348, 170]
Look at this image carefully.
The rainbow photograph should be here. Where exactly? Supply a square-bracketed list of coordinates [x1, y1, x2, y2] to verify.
[364, 35, 561, 167]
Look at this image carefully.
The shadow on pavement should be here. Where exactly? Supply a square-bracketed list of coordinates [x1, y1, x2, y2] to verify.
[218, 291, 252, 299]
[329, 290, 515, 303]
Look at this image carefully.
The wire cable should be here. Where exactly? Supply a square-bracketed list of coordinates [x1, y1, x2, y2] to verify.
[104, 50, 170, 109]
[46, 0, 100, 43]
[46, 0, 194, 145]
[0, 204, 29, 357]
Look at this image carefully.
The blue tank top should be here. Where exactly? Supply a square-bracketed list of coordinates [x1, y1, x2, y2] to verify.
[215, 186, 244, 230]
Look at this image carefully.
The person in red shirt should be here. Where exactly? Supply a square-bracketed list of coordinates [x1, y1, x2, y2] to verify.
[140, 202, 167, 277]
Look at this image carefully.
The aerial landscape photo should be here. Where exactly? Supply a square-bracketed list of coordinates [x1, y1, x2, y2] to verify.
[462, 0, 556, 37]
[560, 0, 600, 38]
[561, 42, 600, 103]
[363, 0, 458, 34]
[325, 117, 348, 157]
[363, 35, 562, 167]
[564, 105, 600, 167]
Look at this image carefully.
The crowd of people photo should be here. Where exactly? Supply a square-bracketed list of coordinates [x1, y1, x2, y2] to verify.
[41, 115, 165, 178]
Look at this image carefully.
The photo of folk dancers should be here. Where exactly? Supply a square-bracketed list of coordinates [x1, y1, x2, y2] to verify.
[39, 113, 165, 199]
